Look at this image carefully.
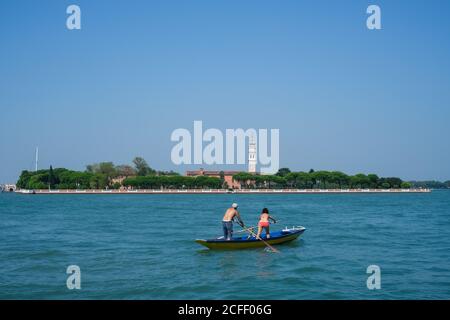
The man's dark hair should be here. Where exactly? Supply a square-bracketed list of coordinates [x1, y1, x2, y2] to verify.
[262, 208, 269, 214]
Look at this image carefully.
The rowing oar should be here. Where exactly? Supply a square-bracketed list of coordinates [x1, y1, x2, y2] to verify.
[236, 217, 280, 234]
[239, 222, 280, 253]
[236, 225, 257, 234]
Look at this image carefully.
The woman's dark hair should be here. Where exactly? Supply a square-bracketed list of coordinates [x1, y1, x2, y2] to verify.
[262, 208, 269, 214]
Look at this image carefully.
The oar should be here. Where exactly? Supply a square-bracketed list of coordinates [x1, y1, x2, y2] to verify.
[235, 225, 257, 234]
[240, 223, 280, 253]
[236, 218, 280, 234]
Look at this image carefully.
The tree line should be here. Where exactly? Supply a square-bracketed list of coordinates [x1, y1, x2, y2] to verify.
[409, 180, 450, 189]
[233, 168, 412, 189]
[16, 161, 416, 190]
[122, 176, 222, 189]
[16, 157, 180, 190]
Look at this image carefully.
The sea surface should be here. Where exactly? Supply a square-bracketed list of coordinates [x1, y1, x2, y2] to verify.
[1, 191, 449, 299]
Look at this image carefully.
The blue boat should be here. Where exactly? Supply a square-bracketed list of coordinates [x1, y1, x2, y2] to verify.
[195, 226, 306, 250]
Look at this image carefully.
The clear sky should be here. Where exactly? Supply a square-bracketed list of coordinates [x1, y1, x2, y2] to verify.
[1, 0, 450, 183]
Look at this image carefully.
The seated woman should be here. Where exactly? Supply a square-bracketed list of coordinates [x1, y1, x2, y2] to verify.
[256, 208, 277, 240]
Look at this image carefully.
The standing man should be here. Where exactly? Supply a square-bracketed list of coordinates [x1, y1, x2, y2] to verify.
[222, 203, 244, 241]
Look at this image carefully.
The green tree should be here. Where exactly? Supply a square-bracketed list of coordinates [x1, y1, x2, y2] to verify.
[380, 182, 390, 189]
[367, 174, 379, 188]
[409, 180, 446, 189]
[233, 172, 256, 188]
[112, 182, 121, 189]
[285, 172, 298, 188]
[122, 175, 221, 190]
[300, 172, 313, 188]
[86, 163, 102, 173]
[99, 162, 116, 177]
[271, 175, 287, 188]
[331, 171, 350, 188]
[86, 162, 117, 186]
[48, 166, 56, 189]
[156, 170, 180, 176]
[133, 157, 155, 176]
[219, 171, 227, 188]
[385, 177, 402, 189]
[15, 165, 410, 192]
[312, 171, 331, 188]
[116, 165, 136, 177]
[400, 182, 411, 189]
[276, 168, 291, 177]
[86, 162, 116, 176]
[89, 174, 108, 189]
[357, 174, 371, 188]
[17, 170, 33, 189]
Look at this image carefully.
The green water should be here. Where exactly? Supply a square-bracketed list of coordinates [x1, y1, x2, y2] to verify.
[0, 191, 449, 299]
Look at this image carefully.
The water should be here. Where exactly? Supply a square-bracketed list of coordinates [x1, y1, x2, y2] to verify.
[1, 191, 449, 299]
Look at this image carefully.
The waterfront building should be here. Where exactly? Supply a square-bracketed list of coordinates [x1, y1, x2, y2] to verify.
[2, 184, 17, 192]
[185, 169, 242, 189]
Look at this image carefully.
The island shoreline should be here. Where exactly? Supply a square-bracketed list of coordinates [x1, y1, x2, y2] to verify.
[13, 188, 431, 195]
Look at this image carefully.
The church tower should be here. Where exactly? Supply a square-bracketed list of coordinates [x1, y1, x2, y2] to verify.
[248, 135, 257, 173]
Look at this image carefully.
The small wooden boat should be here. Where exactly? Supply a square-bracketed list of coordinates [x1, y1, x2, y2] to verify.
[195, 226, 306, 250]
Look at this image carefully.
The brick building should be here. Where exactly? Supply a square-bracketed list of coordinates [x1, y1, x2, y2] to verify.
[186, 169, 242, 189]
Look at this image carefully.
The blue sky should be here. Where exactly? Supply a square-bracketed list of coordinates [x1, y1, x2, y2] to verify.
[1, 0, 450, 182]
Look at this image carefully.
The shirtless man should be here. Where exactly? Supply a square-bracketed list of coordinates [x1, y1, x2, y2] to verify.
[222, 203, 244, 241]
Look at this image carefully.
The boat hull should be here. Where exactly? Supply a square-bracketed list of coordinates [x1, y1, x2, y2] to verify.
[195, 227, 305, 250]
